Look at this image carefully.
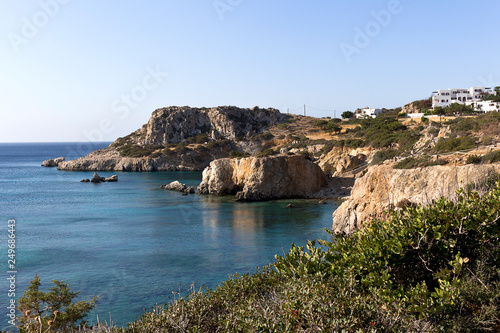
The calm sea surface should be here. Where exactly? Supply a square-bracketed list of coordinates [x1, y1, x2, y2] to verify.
[0, 142, 338, 329]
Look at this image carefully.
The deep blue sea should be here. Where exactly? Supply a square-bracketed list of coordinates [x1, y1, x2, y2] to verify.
[0, 142, 338, 329]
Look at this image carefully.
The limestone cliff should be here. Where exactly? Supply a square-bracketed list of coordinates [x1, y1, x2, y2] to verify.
[332, 163, 500, 234]
[128, 105, 284, 145]
[197, 155, 328, 201]
[58, 106, 285, 171]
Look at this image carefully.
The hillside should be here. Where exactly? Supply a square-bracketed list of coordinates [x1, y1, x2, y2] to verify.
[57, 106, 500, 181]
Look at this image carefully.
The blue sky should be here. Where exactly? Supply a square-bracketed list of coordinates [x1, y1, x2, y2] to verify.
[1, 0, 499, 142]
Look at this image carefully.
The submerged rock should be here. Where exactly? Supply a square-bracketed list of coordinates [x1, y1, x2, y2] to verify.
[80, 179, 90, 182]
[41, 157, 65, 167]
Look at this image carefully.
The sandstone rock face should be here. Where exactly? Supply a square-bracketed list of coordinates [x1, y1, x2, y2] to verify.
[197, 155, 328, 201]
[332, 163, 500, 234]
[41, 157, 65, 167]
[161, 181, 195, 194]
[318, 147, 372, 176]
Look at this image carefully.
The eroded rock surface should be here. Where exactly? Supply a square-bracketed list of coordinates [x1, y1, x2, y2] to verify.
[332, 163, 500, 234]
[197, 155, 328, 201]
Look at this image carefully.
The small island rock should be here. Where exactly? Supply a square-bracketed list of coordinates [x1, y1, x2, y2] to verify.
[41, 157, 65, 167]
[90, 173, 106, 183]
[105, 175, 118, 182]
[161, 181, 195, 194]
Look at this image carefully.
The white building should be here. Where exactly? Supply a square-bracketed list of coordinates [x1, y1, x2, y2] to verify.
[431, 87, 493, 108]
[355, 107, 382, 119]
[468, 100, 500, 112]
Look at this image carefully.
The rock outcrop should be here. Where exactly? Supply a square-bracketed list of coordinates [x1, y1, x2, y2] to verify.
[332, 163, 500, 234]
[197, 155, 328, 201]
[57, 106, 285, 172]
[42, 157, 65, 167]
[318, 147, 372, 176]
[86, 173, 118, 183]
[91, 173, 106, 183]
[57, 145, 189, 171]
[161, 181, 195, 194]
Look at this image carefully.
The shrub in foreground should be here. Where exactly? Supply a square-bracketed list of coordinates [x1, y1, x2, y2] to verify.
[127, 184, 500, 332]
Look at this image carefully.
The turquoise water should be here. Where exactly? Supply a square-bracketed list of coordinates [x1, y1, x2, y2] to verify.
[0, 142, 337, 329]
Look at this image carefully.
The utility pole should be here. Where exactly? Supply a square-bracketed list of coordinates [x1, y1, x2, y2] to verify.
[334, 109, 336, 119]
[304, 105, 306, 116]
[287, 108, 289, 115]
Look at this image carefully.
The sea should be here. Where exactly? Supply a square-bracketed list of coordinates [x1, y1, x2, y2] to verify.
[0, 142, 338, 329]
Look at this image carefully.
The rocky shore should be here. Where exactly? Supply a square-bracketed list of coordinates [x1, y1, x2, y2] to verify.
[197, 155, 328, 201]
[332, 162, 500, 234]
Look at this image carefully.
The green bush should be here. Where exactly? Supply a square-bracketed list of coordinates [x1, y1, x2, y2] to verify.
[371, 149, 399, 165]
[229, 151, 250, 159]
[435, 136, 476, 153]
[466, 154, 482, 164]
[482, 150, 500, 163]
[16, 275, 98, 332]
[395, 156, 448, 169]
[117, 144, 164, 157]
[257, 149, 276, 157]
[129, 185, 500, 332]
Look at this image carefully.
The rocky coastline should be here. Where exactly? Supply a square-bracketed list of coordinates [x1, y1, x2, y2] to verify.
[332, 162, 500, 234]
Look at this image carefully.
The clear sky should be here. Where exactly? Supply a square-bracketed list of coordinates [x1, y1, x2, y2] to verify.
[1, 0, 499, 142]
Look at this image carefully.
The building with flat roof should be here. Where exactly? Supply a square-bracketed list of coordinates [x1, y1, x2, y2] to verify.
[431, 87, 493, 108]
[355, 107, 382, 119]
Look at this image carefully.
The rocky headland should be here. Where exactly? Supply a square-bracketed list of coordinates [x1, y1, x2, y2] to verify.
[57, 106, 285, 172]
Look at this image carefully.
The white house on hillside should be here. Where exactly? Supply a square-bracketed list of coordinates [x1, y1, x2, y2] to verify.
[355, 107, 381, 119]
[431, 87, 494, 109]
[469, 100, 500, 112]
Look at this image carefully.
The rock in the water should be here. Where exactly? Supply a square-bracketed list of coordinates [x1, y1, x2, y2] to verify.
[105, 175, 118, 182]
[80, 179, 90, 182]
[41, 157, 65, 167]
[90, 173, 106, 183]
[197, 155, 327, 201]
[161, 181, 195, 194]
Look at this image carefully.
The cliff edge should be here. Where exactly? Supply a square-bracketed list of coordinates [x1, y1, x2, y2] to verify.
[332, 163, 500, 234]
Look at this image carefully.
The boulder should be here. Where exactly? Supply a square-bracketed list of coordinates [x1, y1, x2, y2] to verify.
[90, 173, 106, 183]
[197, 155, 327, 201]
[161, 181, 195, 194]
[41, 157, 65, 167]
[105, 175, 118, 182]
[80, 179, 90, 182]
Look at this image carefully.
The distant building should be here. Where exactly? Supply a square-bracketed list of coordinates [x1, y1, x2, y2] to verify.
[355, 107, 382, 119]
[469, 100, 500, 112]
[431, 87, 494, 109]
